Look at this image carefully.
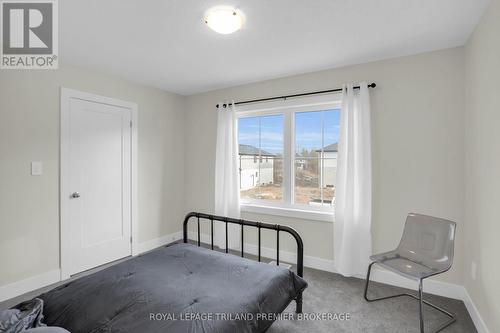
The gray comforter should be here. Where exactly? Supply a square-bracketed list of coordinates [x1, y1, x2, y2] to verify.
[36, 243, 307, 333]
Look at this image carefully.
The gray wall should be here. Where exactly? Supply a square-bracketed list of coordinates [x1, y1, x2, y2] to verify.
[184, 47, 466, 285]
[0, 46, 475, 295]
[0, 66, 186, 286]
[464, 0, 500, 330]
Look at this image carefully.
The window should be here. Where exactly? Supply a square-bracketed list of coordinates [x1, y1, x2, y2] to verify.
[237, 96, 341, 221]
[238, 114, 284, 202]
[294, 109, 339, 206]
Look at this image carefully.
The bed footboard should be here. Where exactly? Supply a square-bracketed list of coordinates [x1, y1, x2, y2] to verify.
[183, 212, 304, 313]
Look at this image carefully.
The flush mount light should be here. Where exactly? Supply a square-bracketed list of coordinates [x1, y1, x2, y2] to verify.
[204, 7, 244, 34]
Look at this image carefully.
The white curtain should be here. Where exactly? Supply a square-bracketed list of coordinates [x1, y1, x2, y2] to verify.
[214, 102, 240, 249]
[334, 82, 372, 277]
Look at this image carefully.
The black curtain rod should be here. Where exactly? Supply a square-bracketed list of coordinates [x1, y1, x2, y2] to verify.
[216, 82, 376, 108]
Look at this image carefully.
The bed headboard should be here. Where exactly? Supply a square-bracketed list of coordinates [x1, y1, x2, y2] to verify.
[183, 212, 305, 313]
[182, 212, 304, 278]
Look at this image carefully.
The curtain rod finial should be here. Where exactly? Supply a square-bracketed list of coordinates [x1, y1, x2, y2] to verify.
[368, 82, 376, 88]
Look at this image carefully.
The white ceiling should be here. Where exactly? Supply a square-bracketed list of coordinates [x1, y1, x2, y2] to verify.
[60, 0, 490, 95]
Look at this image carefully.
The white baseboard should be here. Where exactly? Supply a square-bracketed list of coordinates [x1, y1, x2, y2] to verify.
[461, 288, 490, 333]
[134, 231, 182, 255]
[187, 231, 489, 331]
[0, 269, 61, 303]
[243, 242, 336, 272]
[368, 268, 490, 332]
[187, 231, 211, 245]
[0, 232, 183, 304]
[369, 267, 464, 300]
[187, 231, 336, 272]
[186, 232, 463, 298]
[0, 231, 490, 333]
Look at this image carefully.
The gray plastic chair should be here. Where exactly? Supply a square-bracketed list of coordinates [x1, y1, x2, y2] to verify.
[364, 213, 457, 333]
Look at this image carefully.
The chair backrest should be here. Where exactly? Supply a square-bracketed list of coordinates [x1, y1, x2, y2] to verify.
[397, 213, 456, 273]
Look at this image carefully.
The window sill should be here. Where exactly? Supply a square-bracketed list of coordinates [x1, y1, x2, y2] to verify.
[240, 203, 334, 223]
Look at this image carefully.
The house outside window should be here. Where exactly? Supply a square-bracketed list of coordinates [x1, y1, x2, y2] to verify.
[236, 94, 341, 222]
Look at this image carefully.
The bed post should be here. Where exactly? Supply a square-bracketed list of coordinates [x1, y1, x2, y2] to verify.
[294, 229, 304, 314]
[296, 293, 303, 314]
[183, 212, 197, 243]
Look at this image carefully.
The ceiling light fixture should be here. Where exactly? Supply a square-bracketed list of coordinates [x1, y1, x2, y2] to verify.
[204, 7, 244, 34]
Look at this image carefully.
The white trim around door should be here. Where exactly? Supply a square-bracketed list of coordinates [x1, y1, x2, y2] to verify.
[60, 88, 138, 280]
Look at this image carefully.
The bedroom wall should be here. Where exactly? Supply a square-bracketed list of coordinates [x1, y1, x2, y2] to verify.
[184, 47, 466, 285]
[464, 0, 500, 330]
[0, 65, 186, 286]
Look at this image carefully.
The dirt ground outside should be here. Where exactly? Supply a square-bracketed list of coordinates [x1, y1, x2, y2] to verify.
[241, 184, 334, 205]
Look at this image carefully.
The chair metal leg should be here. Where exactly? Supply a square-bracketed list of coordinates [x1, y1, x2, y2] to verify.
[364, 262, 415, 302]
[364, 262, 456, 333]
[419, 279, 424, 333]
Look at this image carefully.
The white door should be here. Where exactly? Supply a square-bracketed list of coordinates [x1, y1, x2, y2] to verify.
[67, 97, 132, 275]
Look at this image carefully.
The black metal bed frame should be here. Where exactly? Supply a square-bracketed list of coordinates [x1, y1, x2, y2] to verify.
[183, 212, 304, 313]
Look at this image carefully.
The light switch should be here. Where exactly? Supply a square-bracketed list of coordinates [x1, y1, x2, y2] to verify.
[31, 161, 43, 176]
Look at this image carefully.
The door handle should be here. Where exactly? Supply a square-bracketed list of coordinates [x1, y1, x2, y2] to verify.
[71, 192, 81, 199]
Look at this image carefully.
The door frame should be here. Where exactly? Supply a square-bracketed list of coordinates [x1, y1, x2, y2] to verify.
[60, 88, 138, 280]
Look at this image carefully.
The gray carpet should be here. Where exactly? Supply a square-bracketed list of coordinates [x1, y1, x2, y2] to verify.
[0, 243, 476, 333]
[269, 267, 476, 333]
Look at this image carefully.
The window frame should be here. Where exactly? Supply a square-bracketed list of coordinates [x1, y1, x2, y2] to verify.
[236, 94, 341, 222]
